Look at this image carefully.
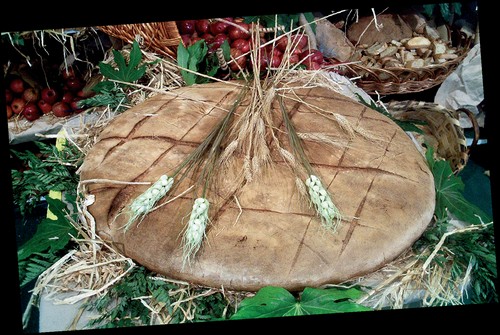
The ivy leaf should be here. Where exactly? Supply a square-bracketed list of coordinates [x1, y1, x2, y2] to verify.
[425, 146, 491, 224]
[99, 40, 147, 83]
[230, 286, 371, 320]
[17, 197, 78, 261]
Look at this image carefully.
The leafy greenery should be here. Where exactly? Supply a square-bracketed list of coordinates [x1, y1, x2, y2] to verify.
[413, 146, 497, 304]
[230, 286, 371, 320]
[177, 39, 228, 85]
[11, 141, 81, 217]
[2, 32, 25, 46]
[84, 266, 232, 328]
[80, 40, 156, 111]
[18, 252, 61, 287]
[13, 139, 82, 288]
[17, 196, 78, 262]
[422, 2, 462, 24]
[425, 146, 491, 225]
[78, 80, 128, 112]
[98, 40, 148, 83]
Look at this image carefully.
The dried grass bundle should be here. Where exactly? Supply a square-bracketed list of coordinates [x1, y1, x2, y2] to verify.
[340, 223, 490, 310]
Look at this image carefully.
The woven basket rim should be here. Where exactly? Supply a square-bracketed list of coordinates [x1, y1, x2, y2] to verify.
[340, 34, 474, 95]
[97, 21, 181, 59]
[387, 100, 479, 173]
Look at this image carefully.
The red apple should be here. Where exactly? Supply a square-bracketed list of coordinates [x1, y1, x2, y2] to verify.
[70, 97, 84, 113]
[292, 34, 308, 50]
[5, 89, 13, 104]
[300, 49, 324, 64]
[52, 101, 72, 117]
[195, 19, 210, 34]
[209, 33, 228, 52]
[210, 21, 229, 35]
[229, 48, 247, 72]
[22, 87, 40, 103]
[303, 59, 322, 70]
[268, 53, 283, 68]
[41, 87, 59, 105]
[288, 54, 300, 65]
[37, 99, 53, 114]
[231, 38, 251, 53]
[180, 34, 191, 46]
[6, 105, 13, 119]
[200, 33, 214, 45]
[9, 78, 25, 94]
[22, 102, 41, 121]
[65, 77, 84, 92]
[61, 66, 76, 80]
[277, 35, 307, 52]
[10, 98, 25, 114]
[276, 35, 290, 52]
[61, 91, 74, 104]
[177, 20, 196, 35]
[228, 22, 250, 40]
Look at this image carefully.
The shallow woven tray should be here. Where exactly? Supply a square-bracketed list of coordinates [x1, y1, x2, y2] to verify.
[386, 100, 479, 173]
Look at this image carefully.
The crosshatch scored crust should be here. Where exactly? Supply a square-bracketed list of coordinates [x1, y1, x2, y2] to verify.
[79, 80, 435, 292]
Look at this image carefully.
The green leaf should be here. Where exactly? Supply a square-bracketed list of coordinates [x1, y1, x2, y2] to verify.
[423, 4, 436, 17]
[231, 286, 296, 319]
[439, 3, 452, 22]
[99, 40, 147, 83]
[177, 40, 211, 85]
[425, 146, 491, 224]
[79, 80, 128, 111]
[17, 197, 78, 261]
[302, 12, 317, 34]
[18, 252, 59, 287]
[230, 286, 371, 320]
[452, 2, 462, 16]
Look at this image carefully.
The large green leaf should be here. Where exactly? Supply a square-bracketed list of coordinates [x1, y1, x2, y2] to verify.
[99, 40, 147, 83]
[17, 197, 78, 261]
[425, 147, 491, 224]
[230, 286, 371, 320]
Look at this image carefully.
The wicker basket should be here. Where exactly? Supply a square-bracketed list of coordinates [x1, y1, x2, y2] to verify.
[98, 21, 181, 59]
[337, 34, 474, 96]
[386, 100, 479, 173]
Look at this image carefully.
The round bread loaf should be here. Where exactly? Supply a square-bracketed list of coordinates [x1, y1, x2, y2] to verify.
[79, 80, 435, 291]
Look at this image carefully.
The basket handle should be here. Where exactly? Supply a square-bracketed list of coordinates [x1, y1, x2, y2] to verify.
[457, 107, 480, 155]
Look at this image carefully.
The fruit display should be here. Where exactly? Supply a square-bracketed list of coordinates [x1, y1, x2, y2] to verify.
[5, 65, 92, 122]
[176, 17, 327, 73]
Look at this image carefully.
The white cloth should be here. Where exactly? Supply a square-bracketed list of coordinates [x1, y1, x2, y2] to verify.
[434, 43, 484, 128]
